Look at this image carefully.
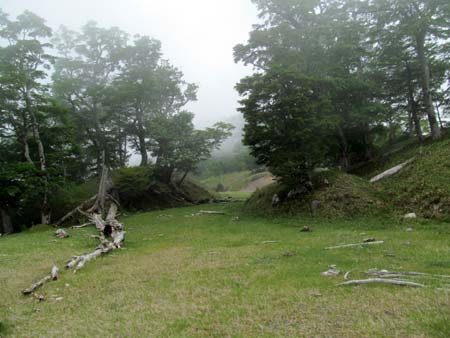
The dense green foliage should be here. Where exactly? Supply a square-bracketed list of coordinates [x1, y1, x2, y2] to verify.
[235, 0, 450, 186]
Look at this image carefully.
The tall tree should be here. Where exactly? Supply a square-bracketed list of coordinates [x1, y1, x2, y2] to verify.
[52, 22, 128, 173]
[0, 10, 54, 223]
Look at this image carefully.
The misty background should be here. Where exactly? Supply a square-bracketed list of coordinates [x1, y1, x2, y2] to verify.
[1, 0, 258, 129]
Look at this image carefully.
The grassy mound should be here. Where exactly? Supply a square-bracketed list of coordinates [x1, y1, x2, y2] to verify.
[244, 171, 386, 218]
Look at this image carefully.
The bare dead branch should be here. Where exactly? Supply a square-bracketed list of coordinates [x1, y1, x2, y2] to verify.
[340, 278, 424, 287]
[325, 241, 384, 250]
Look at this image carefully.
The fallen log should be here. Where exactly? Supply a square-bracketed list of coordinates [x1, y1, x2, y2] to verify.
[340, 278, 424, 287]
[54, 195, 97, 226]
[325, 241, 384, 250]
[24, 163, 126, 298]
[22, 265, 59, 295]
[200, 210, 225, 215]
[366, 269, 450, 279]
[370, 158, 415, 183]
[71, 222, 93, 229]
[65, 201, 125, 272]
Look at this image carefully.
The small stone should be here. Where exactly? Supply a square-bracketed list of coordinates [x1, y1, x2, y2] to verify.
[403, 213, 417, 220]
[55, 297, 64, 301]
[405, 227, 413, 232]
[321, 265, 340, 277]
[300, 226, 311, 232]
[55, 229, 69, 239]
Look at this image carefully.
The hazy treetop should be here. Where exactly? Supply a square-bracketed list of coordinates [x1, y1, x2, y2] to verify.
[1, 0, 259, 127]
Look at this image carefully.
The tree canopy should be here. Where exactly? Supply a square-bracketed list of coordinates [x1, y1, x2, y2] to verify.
[235, 0, 449, 186]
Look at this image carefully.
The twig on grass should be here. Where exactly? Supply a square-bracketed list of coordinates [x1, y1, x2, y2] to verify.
[325, 241, 384, 250]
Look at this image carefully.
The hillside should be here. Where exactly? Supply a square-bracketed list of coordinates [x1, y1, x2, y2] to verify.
[244, 136, 450, 219]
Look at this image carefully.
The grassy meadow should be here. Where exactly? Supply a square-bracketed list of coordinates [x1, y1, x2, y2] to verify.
[1, 201, 449, 337]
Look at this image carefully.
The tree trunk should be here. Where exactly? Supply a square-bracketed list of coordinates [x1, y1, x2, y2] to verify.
[0, 207, 13, 235]
[27, 94, 50, 225]
[415, 32, 440, 140]
[337, 125, 349, 168]
[136, 111, 148, 166]
[178, 171, 189, 186]
[404, 60, 423, 142]
[21, 134, 33, 164]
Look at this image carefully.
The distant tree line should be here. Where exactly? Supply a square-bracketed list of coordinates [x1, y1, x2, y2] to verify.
[235, 0, 450, 186]
[0, 10, 233, 230]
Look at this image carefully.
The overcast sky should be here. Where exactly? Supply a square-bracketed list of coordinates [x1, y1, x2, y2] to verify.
[1, 0, 258, 128]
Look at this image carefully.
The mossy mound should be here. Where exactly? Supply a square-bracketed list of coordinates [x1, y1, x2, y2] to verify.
[311, 172, 386, 218]
[244, 170, 386, 218]
[51, 167, 213, 223]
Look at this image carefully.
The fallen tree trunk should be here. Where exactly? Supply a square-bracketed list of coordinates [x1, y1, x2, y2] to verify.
[370, 158, 415, 183]
[325, 241, 384, 250]
[24, 163, 126, 298]
[340, 278, 424, 287]
[65, 201, 125, 272]
[22, 265, 59, 295]
[55, 195, 97, 226]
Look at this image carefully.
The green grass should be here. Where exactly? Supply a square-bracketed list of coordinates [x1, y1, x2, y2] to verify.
[1, 202, 449, 337]
[200, 170, 269, 192]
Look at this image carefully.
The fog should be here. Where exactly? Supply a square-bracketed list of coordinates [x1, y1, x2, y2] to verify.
[1, 0, 258, 128]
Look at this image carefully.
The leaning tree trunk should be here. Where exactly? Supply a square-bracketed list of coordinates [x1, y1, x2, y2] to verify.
[415, 32, 440, 140]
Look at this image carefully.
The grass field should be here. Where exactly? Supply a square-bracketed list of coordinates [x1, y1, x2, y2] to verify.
[1, 202, 449, 337]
